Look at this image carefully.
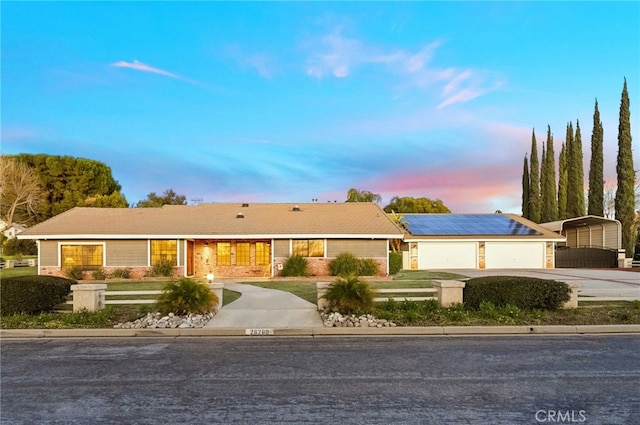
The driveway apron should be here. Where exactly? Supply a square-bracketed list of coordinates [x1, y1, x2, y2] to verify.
[204, 282, 324, 329]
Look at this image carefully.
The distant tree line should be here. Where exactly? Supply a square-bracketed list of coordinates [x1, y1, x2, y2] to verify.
[521, 79, 637, 257]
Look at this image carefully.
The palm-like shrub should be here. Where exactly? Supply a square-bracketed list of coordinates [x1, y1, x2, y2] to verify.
[156, 278, 219, 315]
[323, 274, 376, 315]
[280, 255, 309, 277]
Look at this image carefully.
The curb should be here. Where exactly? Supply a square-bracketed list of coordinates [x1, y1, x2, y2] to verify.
[2, 324, 640, 339]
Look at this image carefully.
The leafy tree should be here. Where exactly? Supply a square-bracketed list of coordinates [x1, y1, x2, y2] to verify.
[522, 155, 530, 219]
[558, 142, 568, 219]
[383, 196, 451, 213]
[0, 156, 45, 226]
[528, 130, 541, 222]
[588, 99, 605, 216]
[136, 189, 187, 208]
[12, 154, 128, 220]
[345, 188, 382, 203]
[540, 125, 558, 222]
[615, 78, 636, 258]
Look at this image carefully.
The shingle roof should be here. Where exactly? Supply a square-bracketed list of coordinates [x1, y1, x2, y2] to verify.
[19, 203, 404, 239]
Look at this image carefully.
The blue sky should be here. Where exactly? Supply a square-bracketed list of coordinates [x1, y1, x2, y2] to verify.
[2, 1, 638, 213]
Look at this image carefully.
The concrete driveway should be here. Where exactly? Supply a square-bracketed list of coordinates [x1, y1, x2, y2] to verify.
[204, 282, 323, 329]
[448, 268, 640, 300]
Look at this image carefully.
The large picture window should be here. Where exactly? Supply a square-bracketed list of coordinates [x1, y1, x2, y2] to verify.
[256, 242, 270, 265]
[151, 240, 177, 266]
[217, 242, 231, 266]
[236, 242, 250, 266]
[292, 239, 324, 257]
[61, 245, 103, 270]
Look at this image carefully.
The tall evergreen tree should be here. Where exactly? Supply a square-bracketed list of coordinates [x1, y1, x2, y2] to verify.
[615, 78, 636, 258]
[558, 142, 568, 219]
[567, 121, 586, 218]
[541, 125, 558, 222]
[522, 155, 530, 218]
[588, 99, 605, 216]
[528, 129, 541, 222]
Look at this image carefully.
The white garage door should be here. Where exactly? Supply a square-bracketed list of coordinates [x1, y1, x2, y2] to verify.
[418, 242, 477, 269]
[485, 242, 545, 269]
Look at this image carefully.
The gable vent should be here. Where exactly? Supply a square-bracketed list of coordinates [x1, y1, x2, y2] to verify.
[236, 212, 245, 218]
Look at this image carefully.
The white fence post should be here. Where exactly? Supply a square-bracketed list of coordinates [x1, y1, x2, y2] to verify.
[316, 282, 331, 311]
[433, 280, 466, 308]
[71, 283, 107, 312]
[208, 282, 224, 312]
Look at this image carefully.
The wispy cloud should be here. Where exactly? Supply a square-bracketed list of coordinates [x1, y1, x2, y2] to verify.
[225, 45, 276, 78]
[303, 27, 503, 108]
[305, 26, 362, 78]
[111, 60, 197, 84]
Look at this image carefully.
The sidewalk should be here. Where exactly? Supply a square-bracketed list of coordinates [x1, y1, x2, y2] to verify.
[203, 282, 324, 329]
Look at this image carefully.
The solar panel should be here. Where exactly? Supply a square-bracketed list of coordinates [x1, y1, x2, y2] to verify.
[403, 214, 542, 236]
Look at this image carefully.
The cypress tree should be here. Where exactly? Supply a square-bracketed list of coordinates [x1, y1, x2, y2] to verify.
[528, 129, 541, 223]
[541, 125, 558, 222]
[588, 99, 605, 216]
[558, 142, 568, 219]
[522, 155, 530, 218]
[615, 78, 636, 258]
[567, 121, 586, 218]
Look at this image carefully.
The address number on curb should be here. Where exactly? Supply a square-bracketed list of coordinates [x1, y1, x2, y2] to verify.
[245, 328, 275, 336]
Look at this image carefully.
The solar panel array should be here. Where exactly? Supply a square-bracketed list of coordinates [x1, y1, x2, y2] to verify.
[403, 214, 542, 236]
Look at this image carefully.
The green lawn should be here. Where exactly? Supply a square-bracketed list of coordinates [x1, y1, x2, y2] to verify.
[0, 266, 38, 278]
[242, 280, 317, 304]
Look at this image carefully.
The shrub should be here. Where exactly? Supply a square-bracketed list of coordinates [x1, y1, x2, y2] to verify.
[323, 274, 376, 315]
[329, 253, 360, 276]
[389, 251, 402, 275]
[63, 265, 84, 280]
[150, 259, 175, 277]
[280, 255, 309, 277]
[155, 278, 219, 315]
[1, 276, 73, 315]
[463, 276, 571, 311]
[111, 268, 131, 279]
[92, 268, 107, 280]
[328, 252, 380, 276]
[357, 258, 380, 276]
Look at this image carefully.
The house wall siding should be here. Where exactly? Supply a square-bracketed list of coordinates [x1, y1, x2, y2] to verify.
[274, 239, 289, 257]
[326, 239, 387, 257]
[106, 240, 148, 266]
[39, 241, 58, 266]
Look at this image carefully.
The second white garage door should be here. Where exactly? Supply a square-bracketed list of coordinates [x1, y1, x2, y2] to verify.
[418, 242, 477, 269]
[485, 242, 545, 269]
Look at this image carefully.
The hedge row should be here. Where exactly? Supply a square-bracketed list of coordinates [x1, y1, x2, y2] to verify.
[463, 276, 571, 311]
[1, 276, 74, 315]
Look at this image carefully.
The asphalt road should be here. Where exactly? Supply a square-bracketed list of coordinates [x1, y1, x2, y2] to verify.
[2, 335, 639, 424]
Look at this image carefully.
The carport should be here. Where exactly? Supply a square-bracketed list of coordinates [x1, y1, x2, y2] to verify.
[539, 216, 622, 268]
